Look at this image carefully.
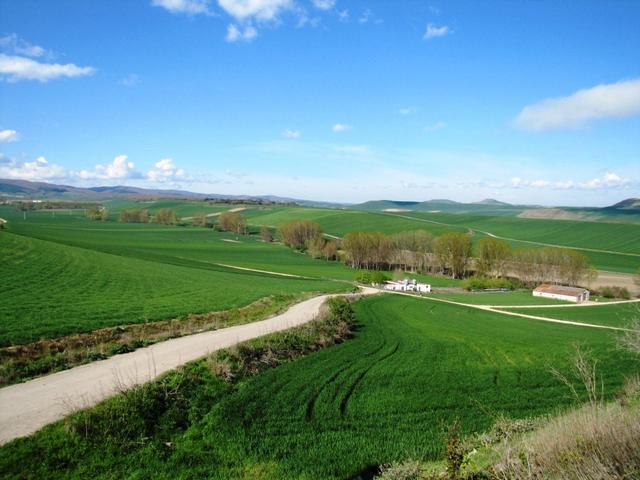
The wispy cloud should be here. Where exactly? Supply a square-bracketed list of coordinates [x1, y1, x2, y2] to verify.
[334, 144, 369, 154]
[510, 172, 633, 190]
[332, 123, 352, 133]
[282, 129, 301, 139]
[424, 23, 451, 39]
[218, 0, 293, 22]
[424, 121, 446, 132]
[514, 78, 640, 131]
[119, 73, 141, 87]
[0, 54, 95, 82]
[225, 23, 258, 42]
[399, 107, 416, 115]
[0, 129, 19, 142]
[311, 0, 335, 10]
[151, 0, 212, 15]
[0, 34, 48, 58]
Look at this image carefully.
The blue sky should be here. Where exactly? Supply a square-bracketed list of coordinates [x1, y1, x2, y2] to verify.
[1, 0, 639, 205]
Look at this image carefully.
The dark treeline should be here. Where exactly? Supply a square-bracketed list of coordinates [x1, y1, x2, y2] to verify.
[204, 198, 297, 206]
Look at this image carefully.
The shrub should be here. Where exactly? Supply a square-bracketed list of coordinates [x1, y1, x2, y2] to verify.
[376, 460, 423, 480]
[462, 276, 517, 291]
[597, 286, 630, 299]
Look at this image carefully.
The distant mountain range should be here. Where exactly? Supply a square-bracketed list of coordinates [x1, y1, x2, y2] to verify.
[0, 179, 638, 221]
[0, 178, 328, 206]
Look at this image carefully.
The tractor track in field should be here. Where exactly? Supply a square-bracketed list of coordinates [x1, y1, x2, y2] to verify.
[339, 342, 399, 417]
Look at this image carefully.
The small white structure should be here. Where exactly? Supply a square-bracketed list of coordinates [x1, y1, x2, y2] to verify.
[384, 278, 431, 293]
[533, 284, 590, 303]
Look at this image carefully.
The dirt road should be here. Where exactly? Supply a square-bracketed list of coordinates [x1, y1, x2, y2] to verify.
[0, 288, 377, 445]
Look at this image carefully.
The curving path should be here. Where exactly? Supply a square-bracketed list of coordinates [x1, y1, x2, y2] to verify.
[0, 288, 378, 445]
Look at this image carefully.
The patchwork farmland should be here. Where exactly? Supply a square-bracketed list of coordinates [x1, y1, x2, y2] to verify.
[0, 198, 639, 479]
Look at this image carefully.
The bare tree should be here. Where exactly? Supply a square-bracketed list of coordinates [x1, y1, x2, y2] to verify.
[260, 225, 273, 242]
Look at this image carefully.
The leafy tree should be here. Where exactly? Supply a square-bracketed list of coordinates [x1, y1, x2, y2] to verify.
[278, 220, 323, 250]
[193, 213, 210, 228]
[260, 226, 273, 242]
[119, 209, 150, 223]
[476, 237, 511, 277]
[434, 233, 473, 279]
[154, 208, 179, 225]
[322, 240, 338, 260]
[218, 211, 247, 235]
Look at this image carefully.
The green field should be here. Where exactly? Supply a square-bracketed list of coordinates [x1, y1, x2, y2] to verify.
[382, 211, 640, 273]
[429, 290, 568, 306]
[243, 206, 640, 273]
[0, 207, 365, 281]
[0, 231, 345, 346]
[0, 295, 634, 479]
[503, 302, 640, 328]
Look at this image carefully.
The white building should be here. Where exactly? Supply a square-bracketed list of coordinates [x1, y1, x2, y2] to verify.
[533, 284, 590, 303]
[384, 279, 431, 293]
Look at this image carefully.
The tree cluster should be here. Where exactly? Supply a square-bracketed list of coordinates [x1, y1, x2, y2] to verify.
[510, 247, 593, 287]
[119, 209, 150, 223]
[278, 220, 338, 260]
[154, 208, 180, 225]
[86, 207, 109, 222]
[218, 211, 247, 235]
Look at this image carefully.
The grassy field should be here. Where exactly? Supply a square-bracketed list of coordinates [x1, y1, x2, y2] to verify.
[383, 211, 640, 273]
[0, 231, 345, 346]
[1, 295, 635, 479]
[0, 207, 365, 281]
[503, 302, 640, 328]
[429, 290, 568, 306]
[244, 206, 640, 273]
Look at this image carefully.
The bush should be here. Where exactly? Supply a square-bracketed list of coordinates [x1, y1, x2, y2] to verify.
[355, 270, 390, 285]
[597, 286, 630, 299]
[462, 276, 518, 291]
[376, 460, 423, 480]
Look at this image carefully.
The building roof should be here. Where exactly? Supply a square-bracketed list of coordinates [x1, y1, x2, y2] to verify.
[534, 284, 588, 297]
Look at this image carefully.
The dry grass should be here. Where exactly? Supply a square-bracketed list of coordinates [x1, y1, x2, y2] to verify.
[491, 383, 640, 480]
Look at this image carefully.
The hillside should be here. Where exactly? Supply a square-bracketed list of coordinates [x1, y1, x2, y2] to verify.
[0, 178, 341, 207]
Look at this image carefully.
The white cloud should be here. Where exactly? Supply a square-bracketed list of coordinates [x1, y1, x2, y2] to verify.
[312, 0, 335, 10]
[151, 0, 211, 15]
[147, 158, 186, 183]
[510, 172, 632, 190]
[225, 23, 258, 42]
[358, 9, 372, 24]
[282, 129, 301, 139]
[514, 78, 640, 131]
[0, 156, 66, 180]
[77, 155, 139, 180]
[120, 73, 140, 87]
[0, 54, 95, 82]
[338, 9, 349, 22]
[424, 121, 446, 132]
[217, 0, 293, 22]
[399, 107, 416, 115]
[332, 123, 351, 133]
[424, 23, 451, 39]
[0, 34, 47, 58]
[0, 129, 19, 142]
